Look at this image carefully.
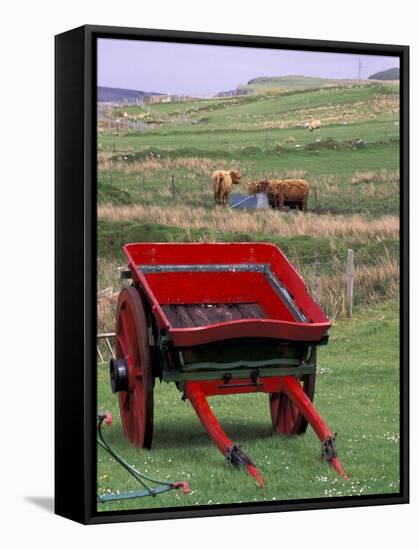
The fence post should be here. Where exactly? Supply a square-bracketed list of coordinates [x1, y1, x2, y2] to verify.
[313, 187, 318, 210]
[171, 175, 175, 198]
[346, 249, 354, 317]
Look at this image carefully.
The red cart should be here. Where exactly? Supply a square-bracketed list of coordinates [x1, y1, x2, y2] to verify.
[110, 242, 348, 486]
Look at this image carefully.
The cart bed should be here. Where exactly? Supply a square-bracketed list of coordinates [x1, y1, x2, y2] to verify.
[123, 243, 331, 347]
[162, 302, 266, 328]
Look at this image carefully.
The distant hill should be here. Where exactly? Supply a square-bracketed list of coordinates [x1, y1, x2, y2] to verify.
[227, 75, 376, 95]
[368, 68, 399, 81]
[247, 75, 333, 90]
[97, 86, 164, 103]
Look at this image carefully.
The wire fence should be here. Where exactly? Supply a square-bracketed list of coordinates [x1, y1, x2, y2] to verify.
[98, 171, 398, 216]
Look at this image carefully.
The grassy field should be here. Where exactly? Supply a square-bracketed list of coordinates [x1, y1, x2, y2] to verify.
[104, 83, 398, 131]
[96, 78, 400, 511]
[97, 81, 399, 325]
[97, 299, 400, 511]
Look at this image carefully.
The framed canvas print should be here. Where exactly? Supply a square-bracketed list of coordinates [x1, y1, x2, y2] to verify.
[55, 24, 409, 524]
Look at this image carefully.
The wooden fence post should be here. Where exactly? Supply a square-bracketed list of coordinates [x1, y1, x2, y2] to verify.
[313, 187, 318, 210]
[346, 249, 354, 317]
[171, 175, 175, 198]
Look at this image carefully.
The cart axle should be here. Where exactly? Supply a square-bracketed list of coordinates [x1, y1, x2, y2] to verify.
[110, 357, 129, 394]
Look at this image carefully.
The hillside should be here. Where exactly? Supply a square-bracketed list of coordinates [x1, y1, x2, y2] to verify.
[368, 67, 400, 81]
[102, 82, 399, 135]
[97, 86, 164, 103]
[242, 75, 374, 93]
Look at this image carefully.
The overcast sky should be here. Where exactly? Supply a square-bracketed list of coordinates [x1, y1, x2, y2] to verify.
[97, 38, 399, 96]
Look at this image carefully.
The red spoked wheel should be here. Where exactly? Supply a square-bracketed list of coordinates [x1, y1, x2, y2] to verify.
[269, 357, 316, 435]
[113, 287, 154, 448]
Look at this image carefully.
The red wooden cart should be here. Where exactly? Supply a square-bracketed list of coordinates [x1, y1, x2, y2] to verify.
[110, 242, 348, 486]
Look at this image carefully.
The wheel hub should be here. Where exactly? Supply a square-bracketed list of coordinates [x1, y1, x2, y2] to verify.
[110, 357, 129, 393]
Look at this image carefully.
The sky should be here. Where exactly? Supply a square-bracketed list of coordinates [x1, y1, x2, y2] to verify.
[97, 38, 399, 96]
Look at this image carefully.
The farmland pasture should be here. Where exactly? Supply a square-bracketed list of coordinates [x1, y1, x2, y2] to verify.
[96, 80, 401, 510]
[99, 120, 399, 151]
[97, 81, 400, 319]
[97, 79, 400, 319]
[107, 84, 398, 130]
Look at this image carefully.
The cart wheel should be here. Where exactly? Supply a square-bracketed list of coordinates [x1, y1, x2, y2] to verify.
[269, 356, 316, 435]
[114, 287, 154, 448]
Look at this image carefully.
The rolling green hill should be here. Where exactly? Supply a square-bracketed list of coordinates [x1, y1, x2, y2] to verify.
[369, 67, 400, 81]
[243, 75, 375, 93]
[104, 82, 399, 134]
[214, 75, 368, 96]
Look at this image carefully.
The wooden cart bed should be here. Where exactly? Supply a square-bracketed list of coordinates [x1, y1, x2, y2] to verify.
[162, 302, 266, 328]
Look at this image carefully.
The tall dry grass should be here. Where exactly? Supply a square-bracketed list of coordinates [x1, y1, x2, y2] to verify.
[98, 156, 227, 176]
[350, 169, 399, 185]
[97, 203, 399, 242]
[300, 256, 399, 320]
[97, 257, 127, 334]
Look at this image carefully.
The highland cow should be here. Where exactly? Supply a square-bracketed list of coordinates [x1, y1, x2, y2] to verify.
[248, 178, 309, 211]
[212, 169, 242, 205]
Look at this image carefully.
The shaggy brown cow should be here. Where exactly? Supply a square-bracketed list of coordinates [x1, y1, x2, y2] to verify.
[212, 169, 242, 205]
[248, 178, 309, 211]
[271, 179, 310, 211]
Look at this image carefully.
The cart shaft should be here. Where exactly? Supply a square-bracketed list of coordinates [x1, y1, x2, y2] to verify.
[184, 376, 348, 483]
[280, 376, 349, 479]
[185, 381, 265, 487]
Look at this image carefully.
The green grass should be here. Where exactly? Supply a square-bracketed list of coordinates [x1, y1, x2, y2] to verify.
[244, 76, 399, 93]
[246, 75, 341, 90]
[99, 120, 399, 151]
[107, 83, 398, 130]
[97, 299, 400, 512]
[97, 181, 133, 205]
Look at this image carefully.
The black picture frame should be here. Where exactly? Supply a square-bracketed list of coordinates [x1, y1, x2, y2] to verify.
[55, 24, 409, 525]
